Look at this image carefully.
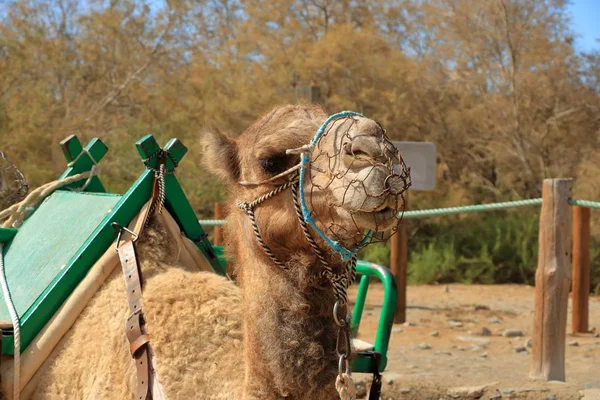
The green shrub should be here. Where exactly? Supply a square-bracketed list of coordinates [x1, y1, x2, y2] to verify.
[357, 210, 600, 291]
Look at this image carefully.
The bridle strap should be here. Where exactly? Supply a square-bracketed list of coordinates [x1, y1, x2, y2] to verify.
[236, 176, 299, 270]
[237, 173, 357, 304]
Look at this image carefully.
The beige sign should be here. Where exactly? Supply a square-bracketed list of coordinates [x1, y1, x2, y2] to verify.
[392, 141, 436, 191]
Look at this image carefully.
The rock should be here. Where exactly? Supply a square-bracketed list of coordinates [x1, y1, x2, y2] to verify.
[568, 340, 579, 347]
[499, 388, 550, 395]
[448, 320, 463, 327]
[447, 384, 488, 399]
[480, 352, 488, 358]
[502, 328, 523, 337]
[392, 327, 404, 334]
[408, 365, 418, 369]
[456, 336, 491, 345]
[403, 321, 414, 327]
[457, 346, 466, 351]
[384, 372, 402, 385]
[545, 395, 557, 400]
[474, 304, 490, 311]
[477, 327, 492, 336]
[431, 330, 440, 337]
[355, 381, 367, 397]
[488, 316, 501, 324]
[594, 333, 600, 338]
[589, 326, 596, 333]
[525, 338, 533, 348]
[489, 396, 502, 400]
[434, 351, 453, 356]
[414, 342, 431, 350]
[399, 388, 412, 394]
[411, 371, 435, 377]
[514, 345, 527, 353]
[471, 345, 481, 352]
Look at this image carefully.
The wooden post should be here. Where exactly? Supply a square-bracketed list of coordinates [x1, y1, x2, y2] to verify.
[391, 198, 409, 324]
[213, 203, 224, 246]
[572, 206, 590, 334]
[530, 179, 573, 382]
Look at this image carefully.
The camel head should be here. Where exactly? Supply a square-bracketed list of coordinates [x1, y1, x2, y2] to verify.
[202, 105, 410, 258]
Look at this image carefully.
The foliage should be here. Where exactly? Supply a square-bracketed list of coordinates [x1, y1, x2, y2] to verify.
[407, 212, 540, 285]
[1, 1, 599, 286]
[358, 211, 600, 292]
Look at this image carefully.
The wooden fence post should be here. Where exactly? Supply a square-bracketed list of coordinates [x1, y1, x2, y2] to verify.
[391, 197, 409, 324]
[213, 203, 224, 246]
[530, 179, 573, 382]
[572, 206, 590, 334]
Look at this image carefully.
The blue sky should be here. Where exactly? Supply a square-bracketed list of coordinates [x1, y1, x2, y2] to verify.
[569, 0, 600, 52]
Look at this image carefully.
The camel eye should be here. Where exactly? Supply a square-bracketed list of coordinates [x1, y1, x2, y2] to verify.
[260, 154, 291, 175]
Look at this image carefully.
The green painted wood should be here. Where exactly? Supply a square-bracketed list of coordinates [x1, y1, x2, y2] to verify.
[58, 136, 107, 193]
[0, 228, 17, 244]
[1, 170, 154, 354]
[135, 135, 225, 275]
[0, 191, 121, 353]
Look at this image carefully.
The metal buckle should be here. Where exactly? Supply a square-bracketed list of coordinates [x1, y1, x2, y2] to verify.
[338, 353, 351, 376]
[112, 222, 139, 250]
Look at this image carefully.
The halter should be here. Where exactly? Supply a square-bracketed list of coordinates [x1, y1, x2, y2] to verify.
[236, 111, 371, 302]
[296, 111, 372, 262]
[236, 111, 396, 400]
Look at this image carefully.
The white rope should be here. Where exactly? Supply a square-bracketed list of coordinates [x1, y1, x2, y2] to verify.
[0, 243, 20, 400]
[0, 171, 93, 228]
[66, 148, 100, 193]
[335, 373, 356, 400]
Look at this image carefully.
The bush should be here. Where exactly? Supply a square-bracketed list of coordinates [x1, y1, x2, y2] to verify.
[359, 211, 541, 285]
[356, 210, 600, 292]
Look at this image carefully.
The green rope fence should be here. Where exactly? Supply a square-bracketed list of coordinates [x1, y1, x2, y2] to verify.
[569, 199, 600, 209]
[198, 198, 600, 226]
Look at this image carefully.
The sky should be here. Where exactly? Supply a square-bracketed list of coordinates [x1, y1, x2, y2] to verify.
[568, 0, 600, 52]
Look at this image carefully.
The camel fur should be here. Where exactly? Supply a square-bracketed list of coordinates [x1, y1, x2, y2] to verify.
[15, 104, 404, 399]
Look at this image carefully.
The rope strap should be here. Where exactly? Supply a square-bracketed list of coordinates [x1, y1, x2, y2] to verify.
[0, 243, 20, 400]
[335, 373, 357, 400]
[142, 149, 179, 220]
[0, 171, 95, 228]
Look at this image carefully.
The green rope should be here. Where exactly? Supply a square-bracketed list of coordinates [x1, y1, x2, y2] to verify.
[198, 219, 226, 226]
[569, 199, 600, 209]
[402, 198, 543, 219]
[197, 198, 600, 226]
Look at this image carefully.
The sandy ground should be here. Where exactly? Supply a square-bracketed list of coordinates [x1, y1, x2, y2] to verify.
[349, 284, 600, 399]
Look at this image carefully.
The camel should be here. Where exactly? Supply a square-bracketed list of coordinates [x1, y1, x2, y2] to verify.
[17, 104, 407, 399]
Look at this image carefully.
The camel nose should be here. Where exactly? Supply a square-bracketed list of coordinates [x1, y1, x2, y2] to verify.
[345, 136, 383, 160]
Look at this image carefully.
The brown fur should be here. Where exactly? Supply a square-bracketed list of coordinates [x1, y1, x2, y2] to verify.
[27, 104, 391, 400]
[30, 219, 243, 400]
[206, 105, 350, 399]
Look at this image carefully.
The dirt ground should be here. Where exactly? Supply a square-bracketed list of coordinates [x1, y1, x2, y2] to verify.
[350, 284, 600, 400]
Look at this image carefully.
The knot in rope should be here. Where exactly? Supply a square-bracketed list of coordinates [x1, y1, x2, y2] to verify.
[335, 373, 356, 400]
[142, 149, 178, 219]
[141, 149, 179, 173]
[236, 201, 252, 213]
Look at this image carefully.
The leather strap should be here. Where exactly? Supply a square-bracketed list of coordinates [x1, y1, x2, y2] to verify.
[130, 333, 151, 356]
[118, 240, 152, 400]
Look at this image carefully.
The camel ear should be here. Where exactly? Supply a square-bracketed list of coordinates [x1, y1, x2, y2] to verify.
[201, 128, 240, 182]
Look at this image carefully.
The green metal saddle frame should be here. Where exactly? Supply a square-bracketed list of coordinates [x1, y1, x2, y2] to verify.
[0, 134, 397, 376]
[0, 135, 223, 355]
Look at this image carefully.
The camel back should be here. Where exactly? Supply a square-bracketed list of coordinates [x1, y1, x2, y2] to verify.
[0, 134, 225, 355]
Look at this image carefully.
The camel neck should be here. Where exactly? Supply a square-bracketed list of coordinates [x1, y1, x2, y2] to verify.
[235, 240, 340, 399]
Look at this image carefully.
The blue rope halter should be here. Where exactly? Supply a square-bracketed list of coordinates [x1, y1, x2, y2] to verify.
[298, 111, 374, 262]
